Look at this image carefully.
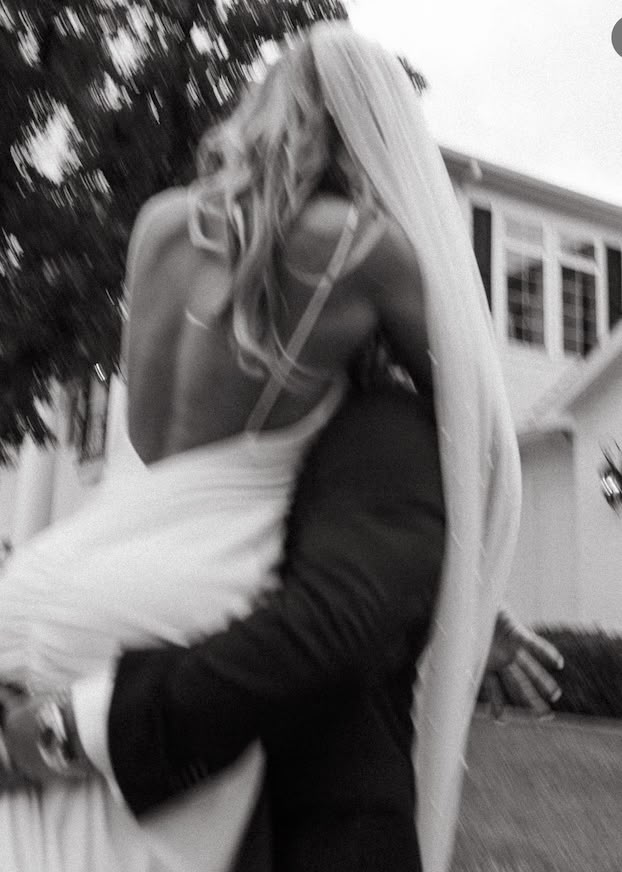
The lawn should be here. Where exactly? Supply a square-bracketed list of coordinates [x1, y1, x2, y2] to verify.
[451, 710, 622, 872]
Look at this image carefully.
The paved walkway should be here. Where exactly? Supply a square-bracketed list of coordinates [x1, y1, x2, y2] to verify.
[452, 710, 622, 872]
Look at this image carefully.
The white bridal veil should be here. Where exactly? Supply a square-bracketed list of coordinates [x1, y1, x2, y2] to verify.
[310, 23, 522, 872]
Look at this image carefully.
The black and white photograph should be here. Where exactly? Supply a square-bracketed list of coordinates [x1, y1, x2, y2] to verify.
[0, 1, 621, 870]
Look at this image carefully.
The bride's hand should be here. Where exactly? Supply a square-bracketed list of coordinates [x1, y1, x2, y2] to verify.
[484, 609, 564, 720]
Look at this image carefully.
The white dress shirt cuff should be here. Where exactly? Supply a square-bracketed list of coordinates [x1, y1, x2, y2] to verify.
[71, 668, 124, 803]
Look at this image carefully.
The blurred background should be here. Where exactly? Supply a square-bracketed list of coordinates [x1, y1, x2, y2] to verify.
[2, 2, 622, 869]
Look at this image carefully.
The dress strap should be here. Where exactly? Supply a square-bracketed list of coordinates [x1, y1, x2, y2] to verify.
[245, 203, 359, 433]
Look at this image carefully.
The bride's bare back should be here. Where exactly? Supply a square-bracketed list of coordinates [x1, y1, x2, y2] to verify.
[124, 187, 430, 465]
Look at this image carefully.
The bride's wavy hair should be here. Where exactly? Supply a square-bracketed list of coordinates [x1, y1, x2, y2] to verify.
[193, 35, 376, 388]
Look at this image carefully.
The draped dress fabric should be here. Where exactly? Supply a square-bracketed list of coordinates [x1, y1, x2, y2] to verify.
[0, 202, 358, 872]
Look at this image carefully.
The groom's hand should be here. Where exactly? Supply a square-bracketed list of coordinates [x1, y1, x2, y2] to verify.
[3, 695, 51, 783]
[3, 693, 93, 784]
[484, 609, 564, 719]
[0, 684, 38, 790]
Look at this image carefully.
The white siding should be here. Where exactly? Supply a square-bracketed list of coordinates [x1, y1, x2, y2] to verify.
[0, 467, 17, 543]
[571, 356, 622, 629]
[0, 385, 106, 548]
[507, 434, 579, 626]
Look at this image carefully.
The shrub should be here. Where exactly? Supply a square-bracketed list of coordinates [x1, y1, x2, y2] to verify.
[533, 626, 622, 718]
[478, 625, 622, 718]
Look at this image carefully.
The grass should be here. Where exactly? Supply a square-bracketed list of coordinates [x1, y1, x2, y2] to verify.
[451, 710, 622, 872]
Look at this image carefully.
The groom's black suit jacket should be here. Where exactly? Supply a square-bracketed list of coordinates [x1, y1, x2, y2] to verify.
[108, 385, 445, 872]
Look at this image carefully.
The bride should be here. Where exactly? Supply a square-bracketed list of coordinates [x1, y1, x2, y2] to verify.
[0, 22, 520, 872]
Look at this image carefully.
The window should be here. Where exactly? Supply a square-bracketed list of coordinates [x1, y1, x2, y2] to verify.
[560, 236, 595, 260]
[506, 251, 544, 346]
[559, 233, 598, 356]
[67, 371, 109, 463]
[503, 215, 545, 348]
[607, 246, 622, 330]
[472, 206, 492, 310]
[561, 267, 597, 355]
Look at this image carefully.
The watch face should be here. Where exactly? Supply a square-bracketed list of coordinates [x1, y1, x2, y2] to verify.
[0, 730, 12, 771]
[35, 696, 89, 778]
[36, 700, 71, 774]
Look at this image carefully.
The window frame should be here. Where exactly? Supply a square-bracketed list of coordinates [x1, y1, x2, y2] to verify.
[67, 372, 110, 465]
[502, 213, 547, 351]
[557, 229, 601, 358]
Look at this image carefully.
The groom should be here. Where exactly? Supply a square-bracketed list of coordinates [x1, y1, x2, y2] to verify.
[92, 382, 445, 872]
[5, 382, 562, 871]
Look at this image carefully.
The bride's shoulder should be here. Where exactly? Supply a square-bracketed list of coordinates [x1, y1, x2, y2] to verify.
[286, 194, 389, 279]
[124, 187, 195, 287]
[131, 187, 189, 247]
[356, 209, 422, 292]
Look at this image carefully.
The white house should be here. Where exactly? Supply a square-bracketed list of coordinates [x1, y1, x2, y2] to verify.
[443, 149, 622, 629]
[510, 326, 622, 628]
[0, 374, 111, 549]
[2, 148, 622, 629]
[444, 148, 622, 422]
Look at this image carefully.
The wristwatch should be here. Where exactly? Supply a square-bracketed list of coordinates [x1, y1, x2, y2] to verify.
[35, 693, 93, 778]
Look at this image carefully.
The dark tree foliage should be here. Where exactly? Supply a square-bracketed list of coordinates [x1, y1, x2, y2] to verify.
[0, 0, 347, 463]
[399, 55, 427, 95]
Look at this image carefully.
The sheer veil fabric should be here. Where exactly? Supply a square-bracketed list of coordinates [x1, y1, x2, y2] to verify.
[310, 24, 522, 872]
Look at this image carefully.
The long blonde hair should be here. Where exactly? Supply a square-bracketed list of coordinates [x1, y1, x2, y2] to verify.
[193, 36, 375, 388]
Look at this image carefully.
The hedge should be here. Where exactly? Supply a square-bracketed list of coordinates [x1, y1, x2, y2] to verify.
[488, 626, 622, 718]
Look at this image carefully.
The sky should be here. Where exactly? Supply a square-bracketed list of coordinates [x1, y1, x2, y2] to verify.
[36, 0, 622, 207]
[348, 0, 622, 206]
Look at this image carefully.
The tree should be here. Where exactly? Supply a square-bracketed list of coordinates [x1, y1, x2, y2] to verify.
[0, 0, 347, 463]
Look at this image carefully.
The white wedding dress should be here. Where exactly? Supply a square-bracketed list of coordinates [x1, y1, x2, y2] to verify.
[0, 378, 344, 872]
[0, 201, 358, 872]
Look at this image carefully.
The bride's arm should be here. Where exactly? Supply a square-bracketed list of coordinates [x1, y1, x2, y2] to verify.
[115, 187, 187, 462]
[363, 217, 435, 405]
[119, 189, 187, 378]
[118, 197, 160, 380]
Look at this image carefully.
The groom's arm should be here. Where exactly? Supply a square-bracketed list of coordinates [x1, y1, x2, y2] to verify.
[2, 389, 442, 796]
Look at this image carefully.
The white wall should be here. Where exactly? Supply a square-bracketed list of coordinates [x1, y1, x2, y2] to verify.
[0, 384, 107, 548]
[500, 347, 570, 424]
[0, 466, 17, 543]
[507, 433, 579, 626]
[571, 356, 622, 629]
[49, 444, 104, 523]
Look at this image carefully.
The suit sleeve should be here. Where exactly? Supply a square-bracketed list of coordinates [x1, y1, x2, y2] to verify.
[108, 393, 445, 815]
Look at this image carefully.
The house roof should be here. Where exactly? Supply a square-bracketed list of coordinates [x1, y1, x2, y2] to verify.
[441, 146, 622, 230]
[518, 320, 622, 440]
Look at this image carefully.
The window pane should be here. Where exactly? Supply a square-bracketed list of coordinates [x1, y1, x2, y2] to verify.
[607, 246, 622, 329]
[583, 282, 597, 311]
[505, 217, 543, 246]
[472, 207, 492, 311]
[560, 235, 595, 260]
[561, 265, 597, 356]
[506, 251, 524, 275]
[506, 250, 544, 347]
